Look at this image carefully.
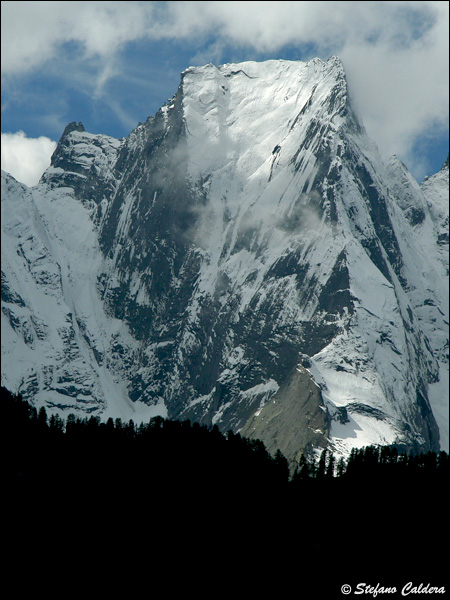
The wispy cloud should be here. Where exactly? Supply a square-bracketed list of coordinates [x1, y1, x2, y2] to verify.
[1, 1, 156, 75]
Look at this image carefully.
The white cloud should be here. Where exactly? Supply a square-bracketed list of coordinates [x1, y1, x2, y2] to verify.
[1, 131, 57, 186]
[1, 1, 155, 75]
[339, 1, 449, 175]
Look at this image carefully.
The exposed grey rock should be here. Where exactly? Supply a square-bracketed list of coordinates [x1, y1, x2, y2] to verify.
[1, 57, 448, 460]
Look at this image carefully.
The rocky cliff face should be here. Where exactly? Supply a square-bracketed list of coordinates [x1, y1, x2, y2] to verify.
[1, 57, 448, 463]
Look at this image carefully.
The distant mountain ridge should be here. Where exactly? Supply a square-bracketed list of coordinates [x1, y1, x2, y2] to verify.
[1, 56, 448, 466]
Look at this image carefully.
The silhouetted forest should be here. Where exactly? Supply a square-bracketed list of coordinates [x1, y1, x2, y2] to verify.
[3, 386, 290, 502]
[4, 386, 447, 493]
[3, 385, 449, 591]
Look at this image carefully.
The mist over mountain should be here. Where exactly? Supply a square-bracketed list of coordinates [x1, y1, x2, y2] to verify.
[1, 56, 448, 467]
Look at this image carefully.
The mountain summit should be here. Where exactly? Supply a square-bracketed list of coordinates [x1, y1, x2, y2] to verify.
[1, 57, 448, 464]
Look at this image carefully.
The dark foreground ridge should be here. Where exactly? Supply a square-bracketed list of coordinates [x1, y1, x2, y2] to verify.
[2, 386, 448, 596]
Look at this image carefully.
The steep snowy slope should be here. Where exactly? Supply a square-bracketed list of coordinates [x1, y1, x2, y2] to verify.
[1, 169, 167, 423]
[419, 158, 449, 450]
[1, 57, 448, 463]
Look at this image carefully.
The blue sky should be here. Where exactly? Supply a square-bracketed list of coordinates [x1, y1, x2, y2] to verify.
[1, 1, 449, 185]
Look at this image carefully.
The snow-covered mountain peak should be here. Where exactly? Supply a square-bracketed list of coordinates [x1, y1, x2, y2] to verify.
[386, 154, 428, 226]
[181, 56, 351, 181]
[39, 121, 122, 222]
[2, 57, 448, 463]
